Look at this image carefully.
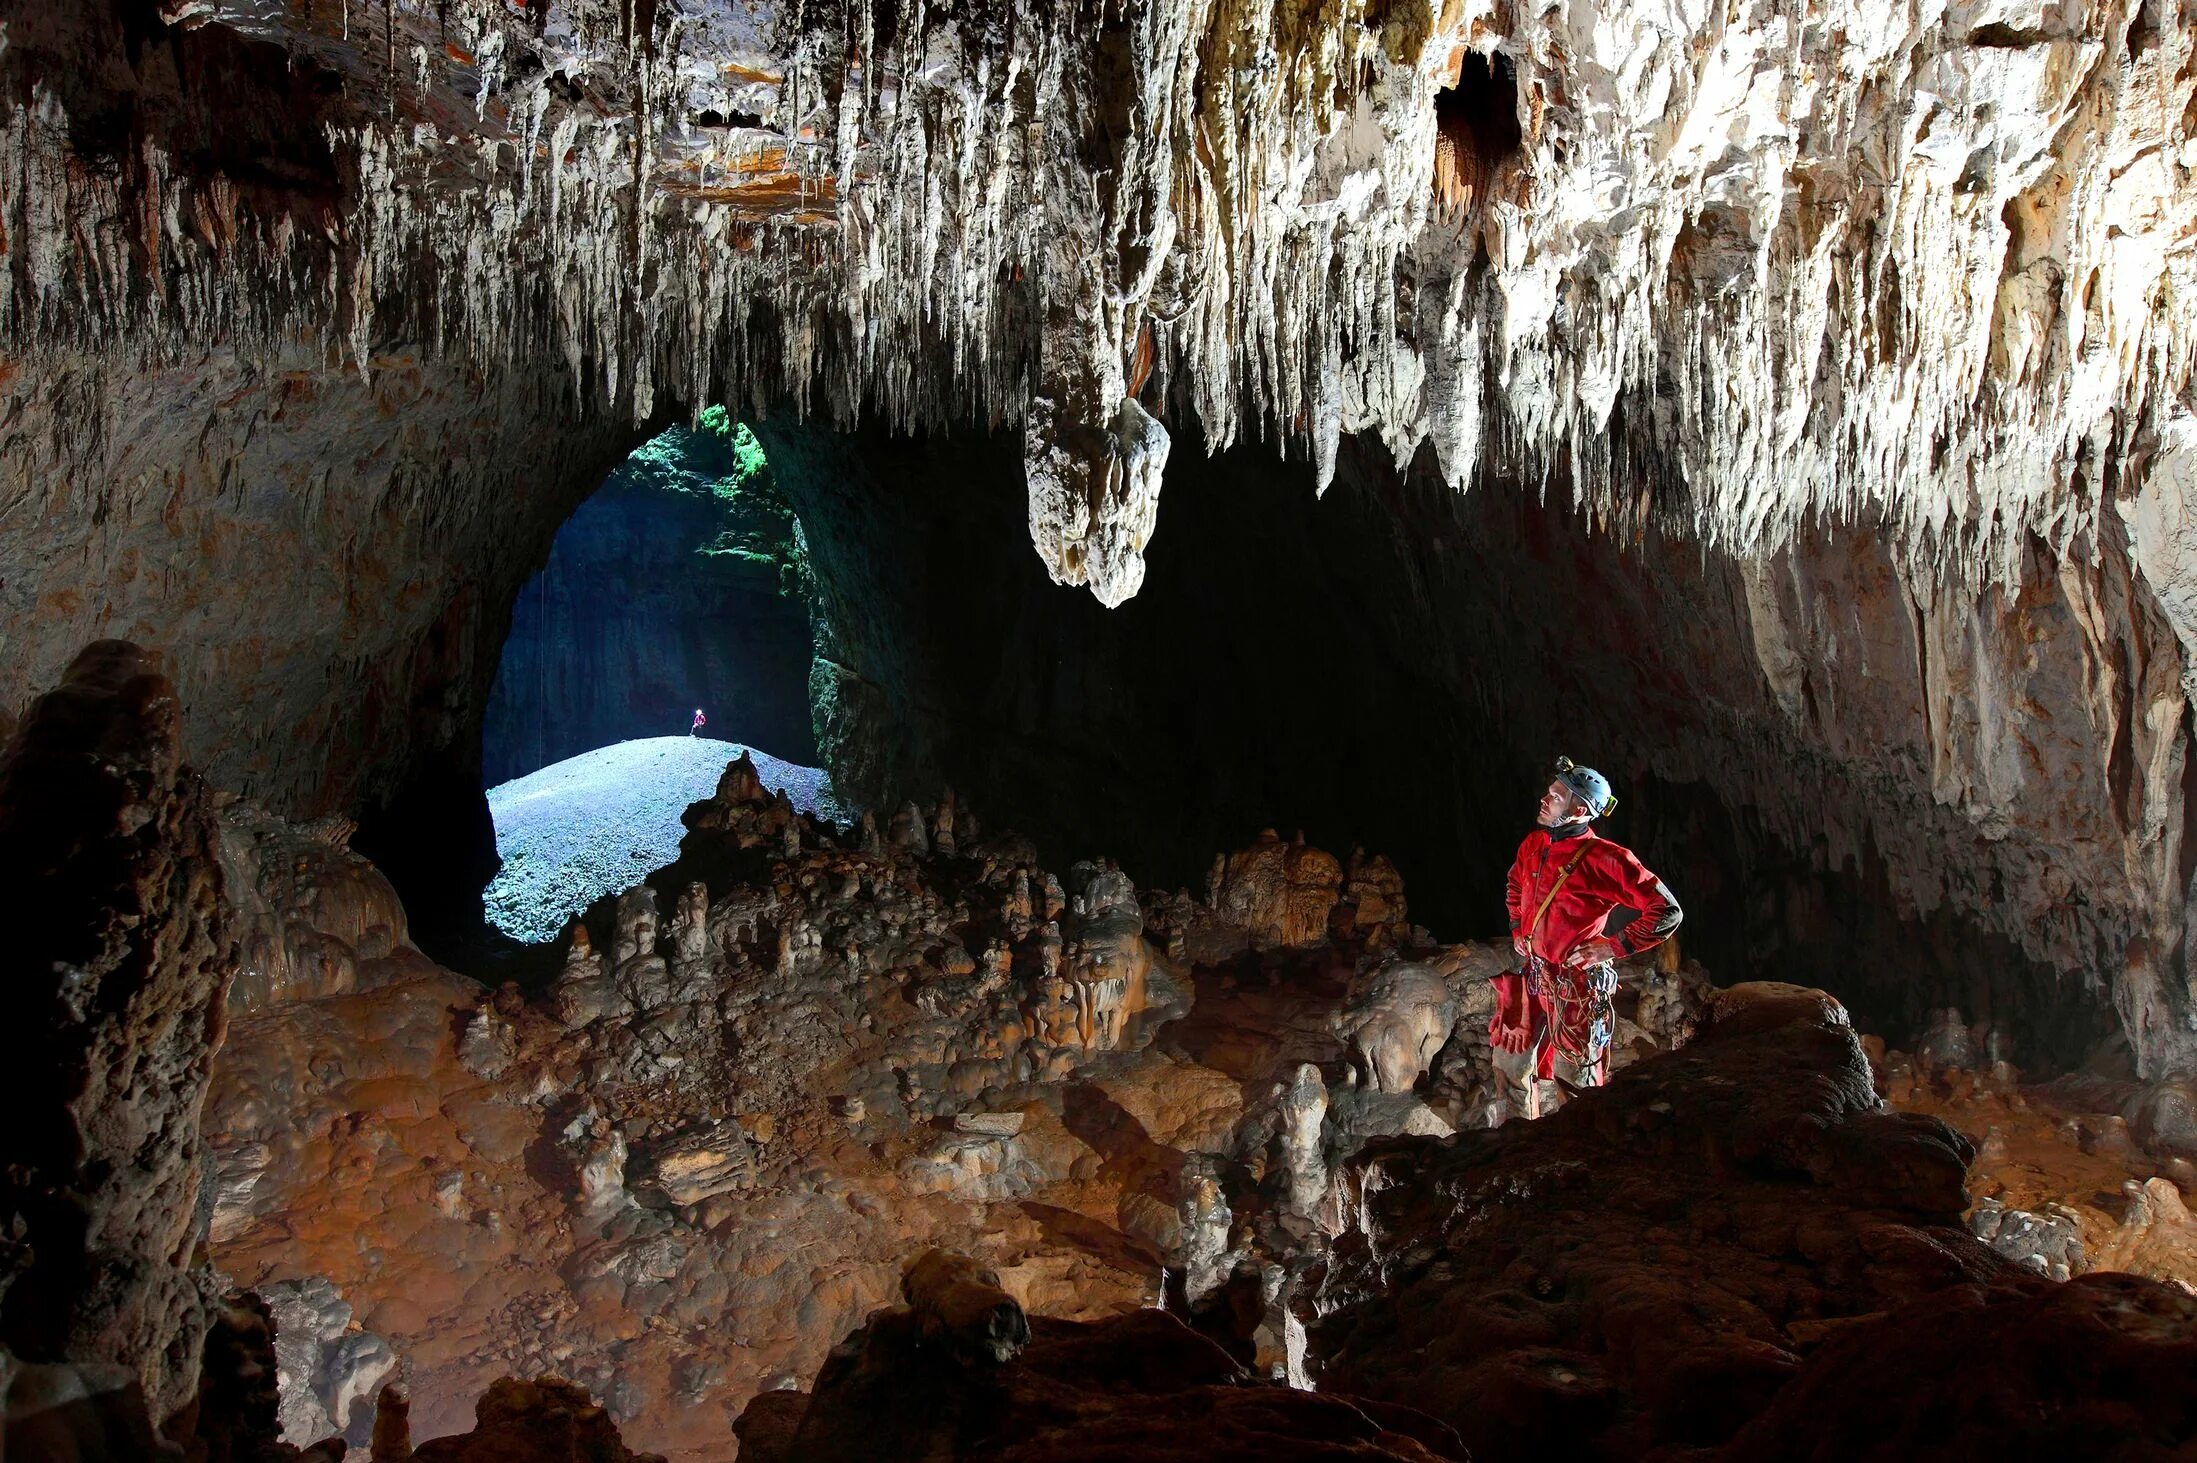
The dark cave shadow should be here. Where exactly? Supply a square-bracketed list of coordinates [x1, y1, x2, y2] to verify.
[1060, 1081, 1186, 1197]
[1156, 949, 1354, 1086]
[1016, 1201, 1166, 1275]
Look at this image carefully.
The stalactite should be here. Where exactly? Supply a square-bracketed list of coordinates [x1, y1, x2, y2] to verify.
[4, 1, 2186, 606]
[5, 0, 2197, 1068]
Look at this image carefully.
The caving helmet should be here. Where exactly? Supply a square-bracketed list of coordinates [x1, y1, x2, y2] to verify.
[1552, 756, 1617, 819]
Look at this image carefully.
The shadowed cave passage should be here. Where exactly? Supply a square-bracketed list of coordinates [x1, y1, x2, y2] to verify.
[1433, 48, 1523, 209]
[757, 423, 2115, 1070]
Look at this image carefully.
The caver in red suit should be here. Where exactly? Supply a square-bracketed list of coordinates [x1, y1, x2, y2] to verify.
[1490, 759, 1681, 1104]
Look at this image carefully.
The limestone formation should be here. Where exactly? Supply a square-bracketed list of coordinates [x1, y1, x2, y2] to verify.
[12, 1, 2197, 1454]
[1274, 1065, 1332, 1223]
[0, 643, 235, 1425]
[1305, 987, 2188, 1461]
[1337, 961, 1460, 1094]
[219, 801, 423, 1012]
[262, 1277, 397, 1449]
[1209, 833, 1345, 952]
[8, 1, 2189, 597]
[1883, 1029, 2197, 1295]
[204, 746, 1683, 1454]
[632, 1122, 758, 1208]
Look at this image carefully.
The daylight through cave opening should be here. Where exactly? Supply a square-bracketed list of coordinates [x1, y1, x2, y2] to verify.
[479, 411, 829, 945]
[10, 2, 2197, 1457]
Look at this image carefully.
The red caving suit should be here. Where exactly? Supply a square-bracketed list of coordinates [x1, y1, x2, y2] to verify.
[1495, 824, 1682, 1082]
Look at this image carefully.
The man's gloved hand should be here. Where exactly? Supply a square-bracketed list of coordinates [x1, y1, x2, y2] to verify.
[1563, 937, 1622, 970]
[1511, 932, 1532, 962]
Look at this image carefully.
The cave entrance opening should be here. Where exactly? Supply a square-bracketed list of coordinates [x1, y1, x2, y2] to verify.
[478, 410, 833, 946]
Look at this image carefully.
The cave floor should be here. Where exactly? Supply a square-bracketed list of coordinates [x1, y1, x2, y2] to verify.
[200, 757, 2197, 1458]
[1885, 1058, 2197, 1288]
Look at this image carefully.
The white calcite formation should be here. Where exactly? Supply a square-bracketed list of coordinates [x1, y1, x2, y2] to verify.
[5, 2, 2197, 1073]
[6, 2, 2191, 593]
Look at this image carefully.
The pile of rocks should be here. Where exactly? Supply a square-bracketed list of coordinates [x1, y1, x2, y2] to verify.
[198, 750, 1667, 1455]
[1873, 1007, 2197, 1293]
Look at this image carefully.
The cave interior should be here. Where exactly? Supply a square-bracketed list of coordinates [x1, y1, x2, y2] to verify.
[5, 1, 2197, 1460]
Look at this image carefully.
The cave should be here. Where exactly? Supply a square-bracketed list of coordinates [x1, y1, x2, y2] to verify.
[475, 414, 827, 948]
[482, 414, 818, 790]
[6, 2, 2196, 1461]
[766, 424, 2128, 1071]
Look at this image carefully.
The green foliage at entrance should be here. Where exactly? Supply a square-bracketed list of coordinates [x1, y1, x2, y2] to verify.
[695, 406, 769, 495]
[610, 412, 812, 606]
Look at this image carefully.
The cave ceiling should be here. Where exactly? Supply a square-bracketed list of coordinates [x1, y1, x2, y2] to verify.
[11, 0, 2194, 604]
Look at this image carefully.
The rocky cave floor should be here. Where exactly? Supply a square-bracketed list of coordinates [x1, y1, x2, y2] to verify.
[182, 744, 2197, 1460]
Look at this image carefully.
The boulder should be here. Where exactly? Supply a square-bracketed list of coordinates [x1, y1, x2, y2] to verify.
[631, 1123, 756, 1208]
[0, 642, 236, 1424]
[1309, 989, 2008, 1460]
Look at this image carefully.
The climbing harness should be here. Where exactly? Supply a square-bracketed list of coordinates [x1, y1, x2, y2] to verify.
[1497, 839, 1617, 1084]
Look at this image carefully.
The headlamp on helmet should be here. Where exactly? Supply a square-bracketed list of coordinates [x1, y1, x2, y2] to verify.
[1552, 756, 1617, 818]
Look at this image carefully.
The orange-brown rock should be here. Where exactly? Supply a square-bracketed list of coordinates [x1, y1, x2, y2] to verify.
[0, 642, 237, 1425]
[1879, 1037, 2197, 1291]
[1307, 989, 2142, 1461]
[1208, 832, 1345, 952]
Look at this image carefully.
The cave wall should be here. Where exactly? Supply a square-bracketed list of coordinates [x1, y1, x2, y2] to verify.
[767, 422, 2189, 1071]
[0, 346, 634, 937]
[480, 460, 817, 787]
[0, 642, 235, 1426]
[2, 0, 2192, 1080]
